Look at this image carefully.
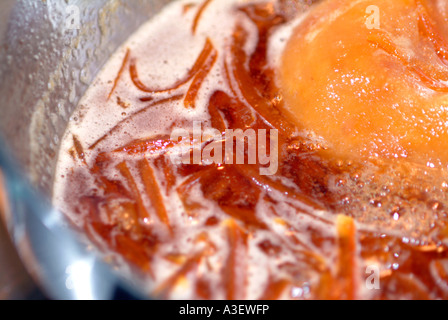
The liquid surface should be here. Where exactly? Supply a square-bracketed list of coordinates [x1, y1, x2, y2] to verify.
[54, 0, 448, 299]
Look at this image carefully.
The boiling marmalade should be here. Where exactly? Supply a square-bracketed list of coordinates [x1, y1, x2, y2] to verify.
[54, 0, 448, 299]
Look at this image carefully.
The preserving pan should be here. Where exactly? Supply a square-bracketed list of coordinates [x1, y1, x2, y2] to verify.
[0, 0, 172, 300]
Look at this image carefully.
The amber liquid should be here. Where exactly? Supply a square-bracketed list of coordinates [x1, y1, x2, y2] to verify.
[54, 0, 448, 300]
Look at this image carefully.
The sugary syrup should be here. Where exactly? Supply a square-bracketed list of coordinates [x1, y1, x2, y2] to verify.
[53, 0, 448, 299]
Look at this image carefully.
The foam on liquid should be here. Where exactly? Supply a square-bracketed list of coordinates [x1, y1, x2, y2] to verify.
[53, 0, 448, 300]
[53, 0, 317, 299]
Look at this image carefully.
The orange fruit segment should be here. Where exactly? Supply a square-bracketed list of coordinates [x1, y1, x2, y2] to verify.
[280, 0, 448, 166]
